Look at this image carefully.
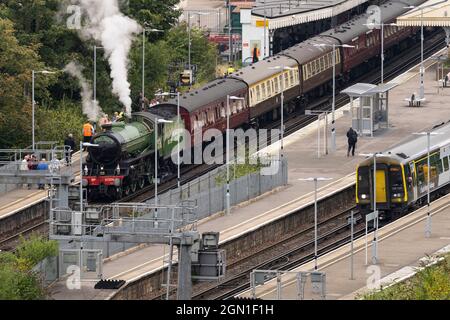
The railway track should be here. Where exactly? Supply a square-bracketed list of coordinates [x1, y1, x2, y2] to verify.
[0, 221, 48, 251]
[150, 205, 363, 300]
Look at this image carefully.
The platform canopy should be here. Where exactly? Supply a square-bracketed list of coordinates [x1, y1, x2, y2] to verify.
[396, 0, 450, 27]
[251, 0, 369, 30]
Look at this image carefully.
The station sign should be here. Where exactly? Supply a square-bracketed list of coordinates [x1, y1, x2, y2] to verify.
[255, 20, 269, 27]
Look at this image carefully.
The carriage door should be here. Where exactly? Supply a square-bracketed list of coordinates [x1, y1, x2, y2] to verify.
[409, 162, 418, 201]
[376, 169, 387, 203]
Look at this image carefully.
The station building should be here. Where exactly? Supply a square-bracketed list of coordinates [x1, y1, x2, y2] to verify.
[241, 0, 371, 64]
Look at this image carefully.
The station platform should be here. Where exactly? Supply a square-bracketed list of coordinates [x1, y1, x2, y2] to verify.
[0, 151, 83, 220]
[243, 192, 450, 300]
[49, 47, 450, 299]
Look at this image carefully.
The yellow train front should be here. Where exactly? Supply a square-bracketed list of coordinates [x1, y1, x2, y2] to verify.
[356, 156, 410, 221]
[356, 121, 450, 221]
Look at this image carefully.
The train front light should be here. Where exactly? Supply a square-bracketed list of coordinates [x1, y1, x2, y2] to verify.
[361, 194, 367, 199]
[82, 179, 89, 187]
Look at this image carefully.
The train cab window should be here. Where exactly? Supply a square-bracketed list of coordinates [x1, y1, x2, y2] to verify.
[357, 166, 371, 197]
[443, 156, 449, 171]
[389, 166, 404, 196]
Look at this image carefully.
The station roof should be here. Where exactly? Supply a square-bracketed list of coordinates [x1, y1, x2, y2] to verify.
[341, 82, 399, 96]
[341, 83, 377, 96]
[250, 0, 370, 29]
[397, 0, 450, 27]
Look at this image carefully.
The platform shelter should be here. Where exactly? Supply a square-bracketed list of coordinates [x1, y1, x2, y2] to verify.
[341, 82, 398, 137]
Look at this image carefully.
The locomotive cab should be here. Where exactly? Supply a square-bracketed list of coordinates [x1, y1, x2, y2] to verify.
[356, 156, 408, 221]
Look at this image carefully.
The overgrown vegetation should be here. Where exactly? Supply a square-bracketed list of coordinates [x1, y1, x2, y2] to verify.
[0, 235, 59, 300]
[0, 1, 218, 148]
[362, 254, 450, 300]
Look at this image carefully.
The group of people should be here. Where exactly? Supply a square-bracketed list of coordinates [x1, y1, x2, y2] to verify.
[21, 155, 61, 190]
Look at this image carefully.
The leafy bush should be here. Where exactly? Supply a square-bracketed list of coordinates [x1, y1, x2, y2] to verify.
[0, 236, 58, 300]
[362, 254, 450, 300]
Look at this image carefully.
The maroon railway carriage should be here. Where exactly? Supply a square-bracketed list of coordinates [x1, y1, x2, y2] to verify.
[153, 78, 249, 146]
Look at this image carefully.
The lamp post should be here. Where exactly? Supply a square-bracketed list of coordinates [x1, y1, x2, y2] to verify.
[154, 118, 174, 208]
[93, 45, 104, 104]
[226, 95, 245, 215]
[32, 70, 60, 151]
[413, 131, 443, 237]
[298, 177, 333, 270]
[403, 0, 448, 100]
[79, 142, 99, 213]
[142, 23, 163, 109]
[359, 152, 383, 264]
[155, 92, 181, 188]
[314, 44, 354, 152]
[268, 65, 295, 157]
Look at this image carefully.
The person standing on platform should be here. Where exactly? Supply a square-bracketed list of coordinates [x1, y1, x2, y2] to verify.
[82, 121, 94, 151]
[64, 133, 76, 165]
[36, 158, 49, 189]
[346, 127, 358, 157]
[21, 155, 30, 188]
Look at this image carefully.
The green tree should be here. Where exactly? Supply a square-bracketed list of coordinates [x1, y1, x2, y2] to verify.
[0, 17, 52, 148]
[0, 236, 58, 300]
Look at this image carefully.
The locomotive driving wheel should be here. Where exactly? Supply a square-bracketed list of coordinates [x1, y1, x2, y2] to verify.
[138, 176, 145, 189]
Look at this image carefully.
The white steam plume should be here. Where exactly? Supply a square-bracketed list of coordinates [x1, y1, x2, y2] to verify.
[64, 62, 102, 121]
[74, 0, 141, 117]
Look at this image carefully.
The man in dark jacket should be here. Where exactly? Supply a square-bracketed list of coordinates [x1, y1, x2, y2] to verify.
[64, 133, 76, 165]
[346, 127, 358, 157]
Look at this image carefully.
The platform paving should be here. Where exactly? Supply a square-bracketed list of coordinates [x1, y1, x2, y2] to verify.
[49, 48, 450, 299]
[0, 151, 83, 219]
[245, 193, 450, 300]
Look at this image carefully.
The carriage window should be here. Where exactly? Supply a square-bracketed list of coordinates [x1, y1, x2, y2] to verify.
[274, 77, 279, 93]
[232, 102, 237, 114]
[443, 156, 449, 171]
[430, 153, 443, 174]
[261, 83, 266, 99]
[289, 70, 294, 84]
[284, 72, 289, 88]
[220, 106, 226, 118]
[256, 85, 261, 101]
